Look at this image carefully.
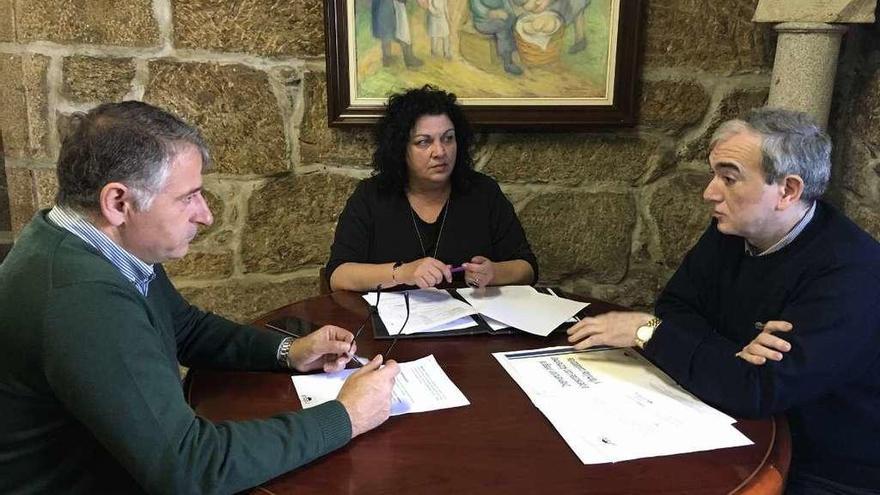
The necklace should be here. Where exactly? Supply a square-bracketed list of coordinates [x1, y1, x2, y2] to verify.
[409, 197, 450, 259]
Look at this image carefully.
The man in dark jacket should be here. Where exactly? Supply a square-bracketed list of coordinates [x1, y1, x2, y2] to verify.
[567, 108, 880, 494]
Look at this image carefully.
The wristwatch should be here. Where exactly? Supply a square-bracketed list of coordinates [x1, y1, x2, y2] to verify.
[634, 317, 662, 349]
[277, 337, 294, 368]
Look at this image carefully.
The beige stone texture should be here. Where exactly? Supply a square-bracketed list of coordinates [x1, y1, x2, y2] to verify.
[682, 88, 769, 160]
[6, 168, 35, 234]
[33, 168, 57, 209]
[519, 192, 635, 283]
[299, 72, 374, 167]
[16, 0, 159, 45]
[648, 173, 713, 267]
[145, 61, 287, 175]
[573, 269, 664, 312]
[644, 0, 774, 73]
[840, 195, 880, 241]
[767, 23, 846, 127]
[836, 138, 880, 202]
[0, 54, 51, 160]
[485, 134, 669, 186]
[241, 173, 359, 273]
[172, 0, 324, 57]
[63, 57, 135, 103]
[754, 0, 875, 23]
[0, 0, 14, 42]
[639, 80, 711, 133]
[164, 251, 234, 279]
[178, 276, 320, 323]
[841, 67, 880, 150]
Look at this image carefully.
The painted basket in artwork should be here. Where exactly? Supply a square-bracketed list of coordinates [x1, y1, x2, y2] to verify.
[514, 12, 565, 66]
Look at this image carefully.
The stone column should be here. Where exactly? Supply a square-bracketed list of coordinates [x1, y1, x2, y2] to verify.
[754, 0, 875, 128]
[766, 23, 847, 128]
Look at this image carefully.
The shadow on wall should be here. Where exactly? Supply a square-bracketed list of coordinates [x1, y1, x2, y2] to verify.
[0, 131, 12, 263]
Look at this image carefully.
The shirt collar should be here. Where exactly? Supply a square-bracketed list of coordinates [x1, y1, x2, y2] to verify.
[47, 205, 156, 296]
[745, 201, 816, 257]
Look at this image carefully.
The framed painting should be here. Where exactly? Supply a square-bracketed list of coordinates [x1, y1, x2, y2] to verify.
[324, 0, 643, 129]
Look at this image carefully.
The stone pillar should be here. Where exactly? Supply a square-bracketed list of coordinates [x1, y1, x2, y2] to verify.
[766, 23, 847, 128]
[754, 0, 875, 128]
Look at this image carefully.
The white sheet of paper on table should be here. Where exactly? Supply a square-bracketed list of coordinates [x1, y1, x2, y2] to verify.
[493, 346, 751, 464]
[291, 354, 469, 416]
[458, 285, 588, 336]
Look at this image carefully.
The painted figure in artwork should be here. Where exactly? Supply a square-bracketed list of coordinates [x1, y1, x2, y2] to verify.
[468, 0, 523, 75]
[373, 0, 424, 68]
[426, 0, 452, 58]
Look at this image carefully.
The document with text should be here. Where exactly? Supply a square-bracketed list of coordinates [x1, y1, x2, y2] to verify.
[364, 288, 478, 335]
[291, 354, 470, 416]
[493, 346, 752, 463]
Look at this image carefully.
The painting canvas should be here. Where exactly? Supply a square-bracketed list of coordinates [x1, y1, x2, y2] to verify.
[324, 0, 642, 127]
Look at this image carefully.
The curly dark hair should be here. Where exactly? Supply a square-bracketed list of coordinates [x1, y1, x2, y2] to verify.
[372, 85, 475, 193]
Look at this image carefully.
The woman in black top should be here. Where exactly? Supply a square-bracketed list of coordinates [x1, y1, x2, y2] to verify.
[326, 85, 538, 291]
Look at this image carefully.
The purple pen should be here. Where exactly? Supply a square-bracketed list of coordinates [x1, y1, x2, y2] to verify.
[450, 265, 466, 273]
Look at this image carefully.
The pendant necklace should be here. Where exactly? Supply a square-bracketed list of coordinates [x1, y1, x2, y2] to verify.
[409, 197, 450, 259]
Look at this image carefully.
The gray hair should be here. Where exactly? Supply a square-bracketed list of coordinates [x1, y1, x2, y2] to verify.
[710, 107, 831, 202]
[56, 101, 211, 212]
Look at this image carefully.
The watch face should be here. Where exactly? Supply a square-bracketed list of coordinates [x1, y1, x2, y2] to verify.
[637, 325, 653, 341]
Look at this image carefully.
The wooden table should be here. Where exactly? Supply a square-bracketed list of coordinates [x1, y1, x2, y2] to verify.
[186, 291, 790, 494]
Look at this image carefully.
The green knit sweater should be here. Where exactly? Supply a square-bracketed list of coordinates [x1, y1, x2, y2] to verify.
[0, 212, 352, 494]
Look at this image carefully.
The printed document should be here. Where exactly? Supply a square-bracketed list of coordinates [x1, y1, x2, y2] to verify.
[494, 346, 752, 463]
[363, 288, 477, 335]
[291, 354, 469, 415]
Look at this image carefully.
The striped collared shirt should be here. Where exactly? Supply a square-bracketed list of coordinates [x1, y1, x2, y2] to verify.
[47, 205, 156, 297]
[746, 201, 817, 257]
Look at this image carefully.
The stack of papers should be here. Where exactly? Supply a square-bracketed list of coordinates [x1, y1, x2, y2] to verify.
[494, 346, 752, 464]
[364, 286, 588, 337]
[291, 355, 469, 416]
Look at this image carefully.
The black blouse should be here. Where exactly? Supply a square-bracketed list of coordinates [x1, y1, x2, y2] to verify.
[326, 172, 539, 284]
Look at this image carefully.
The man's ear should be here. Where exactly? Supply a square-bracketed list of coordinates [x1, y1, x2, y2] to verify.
[99, 182, 134, 227]
[778, 174, 804, 210]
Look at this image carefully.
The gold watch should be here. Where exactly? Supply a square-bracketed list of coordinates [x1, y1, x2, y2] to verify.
[634, 317, 662, 349]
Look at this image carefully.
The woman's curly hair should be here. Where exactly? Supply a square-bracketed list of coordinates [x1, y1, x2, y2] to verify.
[372, 85, 475, 193]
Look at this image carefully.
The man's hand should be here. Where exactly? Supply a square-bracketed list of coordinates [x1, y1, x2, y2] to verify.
[287, 325, 355, 373]
[400, 257, 453, 288]
[337, 355, 400, 438]
[462, 256, 495, 288]
[736, 320, 793, 365]
[567, 311, 655, 349]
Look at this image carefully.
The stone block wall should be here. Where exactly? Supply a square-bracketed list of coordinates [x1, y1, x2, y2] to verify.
[4, 0, 869, 323]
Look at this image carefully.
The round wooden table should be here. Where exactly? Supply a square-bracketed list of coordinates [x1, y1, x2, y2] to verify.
[186, 291, 790, 494]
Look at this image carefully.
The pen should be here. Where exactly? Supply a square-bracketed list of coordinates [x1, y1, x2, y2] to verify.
[450, 265, 466, 273]
[264, 322, 300, 339]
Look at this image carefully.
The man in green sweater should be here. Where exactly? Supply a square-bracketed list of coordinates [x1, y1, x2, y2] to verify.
[0, 101, 400, 494]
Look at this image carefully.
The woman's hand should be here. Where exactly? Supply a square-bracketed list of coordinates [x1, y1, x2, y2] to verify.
[463, 256, 495, 288]
[400, 257, 453, 288]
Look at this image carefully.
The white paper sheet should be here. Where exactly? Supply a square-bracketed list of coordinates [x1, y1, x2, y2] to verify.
[291, 355, 469, 416]
[493, 346, 751, 464]
[364, 288, 478, 335]
[458, 286, 589, 336]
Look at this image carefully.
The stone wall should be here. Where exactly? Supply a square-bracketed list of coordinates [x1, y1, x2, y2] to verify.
[7, 0, 851, 324]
